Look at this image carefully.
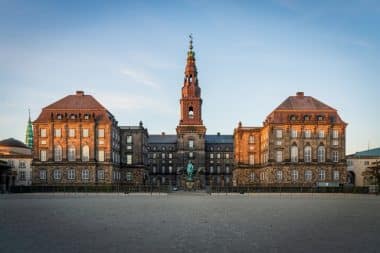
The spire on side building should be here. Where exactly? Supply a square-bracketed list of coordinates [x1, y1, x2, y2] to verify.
[25, 109, 33, 149]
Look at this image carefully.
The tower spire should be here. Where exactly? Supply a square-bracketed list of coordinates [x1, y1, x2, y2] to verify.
[188, 34, 194, 57]
[25, 108, 33, 149]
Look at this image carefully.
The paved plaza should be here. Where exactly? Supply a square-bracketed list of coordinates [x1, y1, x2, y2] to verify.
[1, 193, 380, 253]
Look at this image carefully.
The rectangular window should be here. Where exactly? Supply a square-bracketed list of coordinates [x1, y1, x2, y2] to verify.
[127, 154, 132, 165]
[98, 129, 105, 138]
[82, 128, 89, 137]
[127, 145, 132, 150]
[249, 154, 254, 165]
[39, 170, 46, 180]
[210, 153, 214, 159]
[41, 140, 47, 145]
[153, 153, 157, 159]
[291, 129, 297, 138]
[318, 130, 325, 138]
[69, 128, 75, 137]
[40, 128, 47, 137]
[225, 153, 230, 159]
[162, 153, 166, 159]
[225, 166, 230, 174]
[19, 171, 26, 181]
[333, 171, 340, 181]
[126, 135, 132, 144]
[304, 130, 311, 138]
[332, 130, 339, 139]
[168, 153, 173, 159]
[68, 169, 75, 180]
[98, 150, 105, 162]
[53, 170, 61, 180]
[249, 135, 255, 144]
[82, 169, 89, 180]
[291, 170, 298, 181]
[97, 170, 105, 180]
[319, 170, 326, 181]
[216, 153, 221, 159]
[19, 160, 26, 168]
[189, 140, 194, 149]
[275, 129, 282, 138]
[260, 172, 265, 181]
[126, 172, 133, 181]
[189, 152, 193, 158]
[276, 150, 283, 163]
[332, 151, 339, 162]
[40, 150, 47, 161]
[55, 128, 61, 137]
[305, 170, 312, 181]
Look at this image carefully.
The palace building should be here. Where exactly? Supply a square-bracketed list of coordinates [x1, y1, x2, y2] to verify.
[31, 38, 347, 188]
[233, 92, 347, 186]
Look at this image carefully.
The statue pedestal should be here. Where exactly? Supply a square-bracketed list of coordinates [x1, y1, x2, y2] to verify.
[182, 176, 201, 191]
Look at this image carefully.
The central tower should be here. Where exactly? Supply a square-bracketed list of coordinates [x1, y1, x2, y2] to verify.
[176, 35, 206, 181]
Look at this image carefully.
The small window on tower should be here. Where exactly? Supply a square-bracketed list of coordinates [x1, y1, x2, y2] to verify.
[188, 106, 194, 119]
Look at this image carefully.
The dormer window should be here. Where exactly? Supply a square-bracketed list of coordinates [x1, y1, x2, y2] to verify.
[290, 115, 296, 121]
[84, 114, 89, 120]
[57, 114, 62, 120]
[317, 115, 324, 121]
[188, 106, 194, 119]
[70, 114, 76, 120]
[304, 115, 310, 121]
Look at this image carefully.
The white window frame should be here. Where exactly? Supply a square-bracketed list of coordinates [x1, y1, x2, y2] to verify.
[39, 170, 47, 180]
[126, 154, 132, 165]
[291, 170, 298, 181]
[276, 150, 283, 163]
[68, 169, 75, 180]
[304, 129, 311, 138]
[82, 145, 90, 162]
[97, 170, 105, 180]
[333, 170, 340, 181]
[189, 140, 194, 149]
[68, 146, 76, 161]
[53, 169, 61, 180]
[332, 151, 339, 162]
[275, 129, 283, 139]
[249, 154, 254, 165]
[305, 170, 312, 181]
[317, 146, 325, 163]
[40, 128, 47, 137]
[249, 172, 255, 182]
[98, 129, 105, 138]
[304, 146, 312, 163]
[69, 128, 75, 138]
[82, 169, 90, 180]
[319, 169, 326, 181]
[55, 128, 61, 137]
[98, 150, 105, 162]
[82, 128, 89, 138]
[318, 130, 325, 138]
[291, 146, 298, 162]
[40, 149, 47, 162]
[54, 145, 62, 161]
[276, 170, 283, 181]
[291, 129, 297, 138]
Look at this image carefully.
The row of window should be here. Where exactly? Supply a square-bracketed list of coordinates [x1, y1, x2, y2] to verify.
[40, 128, 106, 138]
[151, 166, 231, 174]
[39, 168, 98, 180]
[274, 129, 340, 139]
[250, 169, 340, 182]
[209, 153, 231, 159]
[7, 160, 28, 168]
[56, 113, 91, 120]
[40, 146, 120, 163]
[274, 147, 339, 163]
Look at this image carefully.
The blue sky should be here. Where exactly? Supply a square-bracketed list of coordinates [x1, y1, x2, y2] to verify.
[0, 0, 379, 154]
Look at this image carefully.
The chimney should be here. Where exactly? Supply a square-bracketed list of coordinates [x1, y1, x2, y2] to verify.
[76, 91, 84, 96]
[161, 132, 165, 136]
[296, 92, 304, 97]
[217, 132, 220, 136]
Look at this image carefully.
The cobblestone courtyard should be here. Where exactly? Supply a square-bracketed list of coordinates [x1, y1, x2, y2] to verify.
[1, 193, 379, 253]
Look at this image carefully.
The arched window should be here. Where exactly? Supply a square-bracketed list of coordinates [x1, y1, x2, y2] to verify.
[249, 172, 255, 182]
[304, 145, 312, 163]
[68, 146, 76, 161]
[305, 170, 312, 181]
[291, 145, 298, 162]
[54, 145, 62, 161]
[82, 145, 89, 162]
[317, 146, 325, 162]
[188, 106, 194, 119]
[319, 169, 326, 181]
[291, 170, 298, 181]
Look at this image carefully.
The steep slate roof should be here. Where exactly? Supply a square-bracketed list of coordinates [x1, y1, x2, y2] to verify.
[205, 135, 233, 144]
[348, 147, 380, 158]
[275, 92, 336, 111]
[0, 138, 30, 149]
[148, 135, 177, 144]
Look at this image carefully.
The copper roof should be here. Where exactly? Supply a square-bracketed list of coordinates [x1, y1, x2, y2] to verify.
[275, 92, 336, 111]
[43, 91, 105, 110]
[0, 138, 30, 149]
[34, 91, 113, 123]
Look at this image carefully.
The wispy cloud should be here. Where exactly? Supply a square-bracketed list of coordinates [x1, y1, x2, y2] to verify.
[350, 39, 373, 49]
[120, 67, 160, 88]
[99, 92, 174, 114]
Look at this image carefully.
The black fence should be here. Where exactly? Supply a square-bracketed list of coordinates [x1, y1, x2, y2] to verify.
[210, 186, 370, 194]
[9, 185, 171, 194]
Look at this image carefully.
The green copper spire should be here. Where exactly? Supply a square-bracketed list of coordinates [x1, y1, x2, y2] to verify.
[25, 109, 33, 149]
[187, 34, 195, 58]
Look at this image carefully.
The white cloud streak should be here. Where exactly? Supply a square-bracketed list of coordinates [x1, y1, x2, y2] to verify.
[120, 67, 160, 88]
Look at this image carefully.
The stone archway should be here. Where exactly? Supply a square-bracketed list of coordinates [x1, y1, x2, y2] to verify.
[347, 171, 356, 185]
